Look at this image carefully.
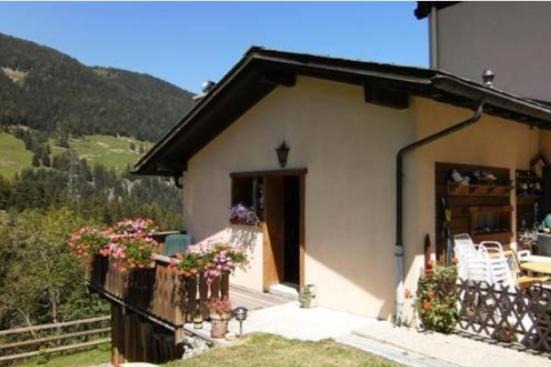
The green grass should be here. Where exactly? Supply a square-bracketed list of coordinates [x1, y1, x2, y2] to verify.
[164, 333, 402, 367]
[51, 134, 152, 173]
[0, 132, 33, 178]
[16, 344, 110, 367]
[0, 132, 152, 179]
[12, 334, 401, 367]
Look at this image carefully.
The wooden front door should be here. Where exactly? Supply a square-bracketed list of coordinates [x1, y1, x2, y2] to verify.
[231, 169, 306, 292]
[263, 176, 285, 289]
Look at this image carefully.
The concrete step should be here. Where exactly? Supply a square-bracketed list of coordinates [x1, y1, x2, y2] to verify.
[230, 285, 290, 310]
[268, 283, 299, 301]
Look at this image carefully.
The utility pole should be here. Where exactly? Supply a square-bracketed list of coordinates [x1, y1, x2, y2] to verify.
[67, 148, 80, 209]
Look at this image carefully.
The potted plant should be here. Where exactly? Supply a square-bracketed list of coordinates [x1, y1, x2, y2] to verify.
[107, 218, 159, 272]
[299, 284, 317, 308]
[176, 243, 248, 282]
[229, 203, 260, 226]
[68, 226, 110, 261]
[68, 226, 109, 282]
[208, 297, 233, 338]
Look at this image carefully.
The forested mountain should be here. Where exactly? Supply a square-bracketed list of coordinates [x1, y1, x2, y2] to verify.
[0, 33, 191, 331]
[0, 33, 195, 141]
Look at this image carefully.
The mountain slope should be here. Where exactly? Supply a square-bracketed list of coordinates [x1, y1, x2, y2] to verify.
[0, 33, 195, 141]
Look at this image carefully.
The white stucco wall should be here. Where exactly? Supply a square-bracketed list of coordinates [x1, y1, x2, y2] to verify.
[183, 76, 414, 318]
[435, 2, 551, 101]
[401, 97, 540, 323]
[191, 224, 264, 291]
[182, 75, 543, 320]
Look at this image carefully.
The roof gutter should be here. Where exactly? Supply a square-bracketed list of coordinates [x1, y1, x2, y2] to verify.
[432, 76, 551, 125]
[394, 101, 484, 326]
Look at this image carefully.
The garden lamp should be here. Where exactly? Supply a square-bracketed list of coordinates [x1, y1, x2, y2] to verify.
[233, 306, 248, 337]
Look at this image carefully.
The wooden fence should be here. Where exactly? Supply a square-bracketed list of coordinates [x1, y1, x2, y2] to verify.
[457, 280, 551, 353]
[87, 255, 229, 327]
[0, 316, 110, 364]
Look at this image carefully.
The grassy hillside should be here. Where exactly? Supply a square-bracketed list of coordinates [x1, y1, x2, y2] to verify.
[50, 134, 152, 173]
[0, 132, 150, 178]
[0, 131, 32, 178]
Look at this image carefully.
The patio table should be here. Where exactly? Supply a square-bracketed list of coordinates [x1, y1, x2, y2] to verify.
[520, 261, 551, 275]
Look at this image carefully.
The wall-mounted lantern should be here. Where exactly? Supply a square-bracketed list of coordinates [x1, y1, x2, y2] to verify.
[275, 141, 290, 168]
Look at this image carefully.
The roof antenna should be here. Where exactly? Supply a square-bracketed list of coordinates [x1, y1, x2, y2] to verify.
[482, 69, 495, 87]
[192, 80, 217, 101]
[201, 80, 216, 93]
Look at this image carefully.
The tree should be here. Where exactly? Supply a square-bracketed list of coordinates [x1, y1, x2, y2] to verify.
[57, 131, 70, 148]
[0, 174, 11, 210]
[42, 151, 51, 167]
[31, 153, 40, 167]
[129, 142, 136, 151]
[0, 207, 108, 328]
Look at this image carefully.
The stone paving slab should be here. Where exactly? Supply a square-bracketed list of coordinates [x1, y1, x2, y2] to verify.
[352, 321, 551, 367]
[227, 302, 376, 341]
[338, 334, 460, 367]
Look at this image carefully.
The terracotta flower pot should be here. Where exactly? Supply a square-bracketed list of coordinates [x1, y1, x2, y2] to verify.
[210, 313, 231, 339]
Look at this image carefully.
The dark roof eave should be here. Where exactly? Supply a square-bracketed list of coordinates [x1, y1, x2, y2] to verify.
[414, 2, 460, 19]
[132, 53, 260, 176]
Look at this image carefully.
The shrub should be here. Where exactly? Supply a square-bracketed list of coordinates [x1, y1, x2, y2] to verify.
[416, 262, 459, 334]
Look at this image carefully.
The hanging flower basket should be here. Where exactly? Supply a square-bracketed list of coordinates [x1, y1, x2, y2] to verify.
[229, 203, 260, 226]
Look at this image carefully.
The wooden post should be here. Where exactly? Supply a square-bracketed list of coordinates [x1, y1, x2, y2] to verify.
[221, 273, 230, 299]
[123, 307, 132, 362]
[139, 318, 152, 362]
[199, 274, 209, 319]
[174, 327, 187, 345]
[111, 304, 124, 367]
[210, 275, 220, 300]
[186, 277, 198, 323]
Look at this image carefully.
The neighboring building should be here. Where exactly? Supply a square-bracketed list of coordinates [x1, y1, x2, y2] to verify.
[134, 47, 551, 322]
[415, 2, 551, 102]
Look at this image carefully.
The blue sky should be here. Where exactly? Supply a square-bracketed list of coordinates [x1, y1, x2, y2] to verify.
[0, 2, 427, 93]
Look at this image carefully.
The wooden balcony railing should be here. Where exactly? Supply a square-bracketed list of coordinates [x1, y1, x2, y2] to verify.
[86, 255, 229, 327]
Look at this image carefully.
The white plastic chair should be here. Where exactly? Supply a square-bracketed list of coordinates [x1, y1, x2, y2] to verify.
[478, 242, 516, 289]
[477, 242, 536, 332]
[453, 233, 479, 280]
[454, 237, 534, 332]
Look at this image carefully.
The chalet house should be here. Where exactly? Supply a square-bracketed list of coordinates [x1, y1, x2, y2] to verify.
[134, 47, 551, 323]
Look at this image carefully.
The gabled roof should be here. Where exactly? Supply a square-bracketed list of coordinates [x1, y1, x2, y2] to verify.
[133, 47, 551, 176]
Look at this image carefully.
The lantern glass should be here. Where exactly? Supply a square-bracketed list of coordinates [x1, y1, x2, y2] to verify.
[233, 306, 248, 321]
